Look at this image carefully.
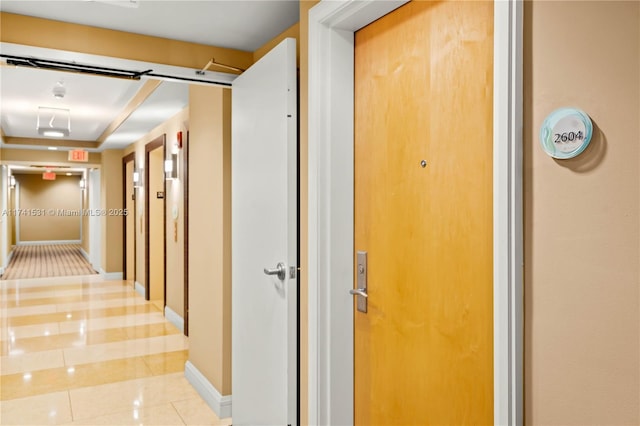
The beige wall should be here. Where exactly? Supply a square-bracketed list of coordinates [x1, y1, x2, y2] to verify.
[123, 108, 188, 317]
[15, 174, 82, 242]
[524, 1, 640, 424]
[253, 23, 300, 63]
[188, 85, 232, 395]
[297, 2, 318, 423]
[100, 150, 124, 273]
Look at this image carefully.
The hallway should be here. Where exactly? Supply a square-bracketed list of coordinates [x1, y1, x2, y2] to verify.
[0, 275, 231, 425]
[1, 244, 97, 281]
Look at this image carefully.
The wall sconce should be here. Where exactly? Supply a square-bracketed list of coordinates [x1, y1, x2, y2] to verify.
[165, 154, 178, 180]
[9, 175, 16, 189]
[79, 178, 86, 190]
[133, 168, 144, 188]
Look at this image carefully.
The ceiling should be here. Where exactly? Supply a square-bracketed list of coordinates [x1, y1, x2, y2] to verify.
[0, 0, 300, 153]
[0, 1, 300, 52]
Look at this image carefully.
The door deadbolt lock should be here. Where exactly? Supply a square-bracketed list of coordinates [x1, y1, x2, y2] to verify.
[350, 251, 368, 313]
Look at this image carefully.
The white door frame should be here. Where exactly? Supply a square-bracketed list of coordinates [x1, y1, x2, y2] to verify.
[89, 168, 102, 272]
[0, 165, 8, 273]
[307, 1, 523, 425]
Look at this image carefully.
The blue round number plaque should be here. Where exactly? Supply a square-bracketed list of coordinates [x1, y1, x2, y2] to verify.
[539, 107, 593, 159]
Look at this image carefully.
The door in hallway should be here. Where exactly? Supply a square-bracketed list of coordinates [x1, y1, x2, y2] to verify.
[145, 136, 166, 310]
[231, 38, 298, 425]
[89, 169, 101, 271]
[124, 155, 136, 281]
[354, 1, 494, 424]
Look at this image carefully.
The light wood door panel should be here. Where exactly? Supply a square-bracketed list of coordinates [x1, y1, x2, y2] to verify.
[354, 1, 494, 424]
[125, 159, 135, 281]
[148, 145, 165, 305]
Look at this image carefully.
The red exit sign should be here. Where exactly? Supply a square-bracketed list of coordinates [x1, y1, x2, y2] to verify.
[42, 172, 56, 181]
[68, 150, 89, 162]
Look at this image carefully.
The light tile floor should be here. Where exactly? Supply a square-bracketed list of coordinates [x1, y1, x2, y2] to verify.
[0, 275, 232, 425]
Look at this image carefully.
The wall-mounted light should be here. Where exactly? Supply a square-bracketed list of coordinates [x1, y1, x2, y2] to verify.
[9, 175, 16, 189]
[165, 154, 178, 180]
[79, 178, 86, 190]
[133, 170, 141, 188]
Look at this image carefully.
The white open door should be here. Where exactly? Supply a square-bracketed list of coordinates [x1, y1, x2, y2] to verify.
[231, 38, 298, 425]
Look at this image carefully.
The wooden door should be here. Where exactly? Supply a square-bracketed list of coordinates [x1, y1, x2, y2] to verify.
[145, 136, 166, 307]
[88, 169, 101, 271]
[124, 154, 135, 281]
[354, 1, 494, 424]
[149, 147, 164, 307]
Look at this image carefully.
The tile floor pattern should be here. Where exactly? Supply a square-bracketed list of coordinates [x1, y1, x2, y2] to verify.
[0, 275, 232, 425]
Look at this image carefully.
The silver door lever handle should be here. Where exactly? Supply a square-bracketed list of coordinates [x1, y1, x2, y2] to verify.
[263, 262, 286, 280]
[349, 288, 368, 298]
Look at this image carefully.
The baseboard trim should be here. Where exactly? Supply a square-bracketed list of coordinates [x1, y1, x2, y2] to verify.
[184, 361, 232, 419]
[80, 248, 91, 262]
[134, 281, 145, 298]
[17, 240, 82, 245]
[2, 250, 14, 274]
[164, 305, 184, 334]
[7, 249, 14, 265]
[99, 269, 123, 280]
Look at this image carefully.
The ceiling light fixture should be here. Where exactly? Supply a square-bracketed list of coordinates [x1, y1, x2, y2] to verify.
[41, 130, 66, 138]
[37, 107, 70, 138]
[48, 147, 58, 150]
[88, 0, 139, 8]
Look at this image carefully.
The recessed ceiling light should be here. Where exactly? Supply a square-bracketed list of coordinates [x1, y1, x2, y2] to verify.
[89, 0, 139, 8]
[41, 129, 68, 138]
[48, 147, 58, 150]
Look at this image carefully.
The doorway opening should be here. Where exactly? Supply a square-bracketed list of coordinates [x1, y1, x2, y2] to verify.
[123, 152, 136, 283]
[145, 135, 166, 312]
